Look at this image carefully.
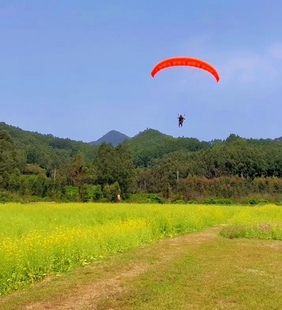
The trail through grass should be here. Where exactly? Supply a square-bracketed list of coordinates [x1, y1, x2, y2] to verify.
[1, 227, 281, 310]
[0, 203, 281, 298]
[0, 203, 234, 295]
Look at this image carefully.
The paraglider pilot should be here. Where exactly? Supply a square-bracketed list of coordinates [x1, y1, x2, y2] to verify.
[178, 114, 185, 127]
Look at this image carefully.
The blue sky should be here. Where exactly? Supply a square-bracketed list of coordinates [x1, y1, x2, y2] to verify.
[1, 1, 282, 142]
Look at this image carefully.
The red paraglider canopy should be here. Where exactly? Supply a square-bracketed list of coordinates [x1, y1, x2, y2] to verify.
[151, 56, 220, 82]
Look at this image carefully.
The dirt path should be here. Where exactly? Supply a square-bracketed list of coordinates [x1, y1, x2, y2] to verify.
[1, 228, 221, 310]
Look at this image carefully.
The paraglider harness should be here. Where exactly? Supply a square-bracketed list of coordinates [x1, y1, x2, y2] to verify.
[178, 114, 185, 127]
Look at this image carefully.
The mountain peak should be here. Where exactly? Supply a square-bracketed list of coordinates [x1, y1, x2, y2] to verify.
[89, 130, 130, 147]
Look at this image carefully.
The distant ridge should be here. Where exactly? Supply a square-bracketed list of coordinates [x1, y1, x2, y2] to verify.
[0, 121, 281, 145]
[89, 130, 130, 147]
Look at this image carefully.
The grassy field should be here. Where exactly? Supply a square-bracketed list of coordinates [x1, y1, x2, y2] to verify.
[0, 202, 282, 308]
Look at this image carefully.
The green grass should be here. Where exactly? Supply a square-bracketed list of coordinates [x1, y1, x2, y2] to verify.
[221, 204, 282, 240]
[104, 232, 282, 310]
[0, 203, 281, 297]
[1, 228, 281, 310]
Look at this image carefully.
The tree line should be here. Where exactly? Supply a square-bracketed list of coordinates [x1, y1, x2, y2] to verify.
[0, 124, 282, 203]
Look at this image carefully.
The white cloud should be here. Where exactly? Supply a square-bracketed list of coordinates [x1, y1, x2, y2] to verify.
[218, 50, 278, 84]
[159, 38, 282, 87]
[268, 43, 282, 60]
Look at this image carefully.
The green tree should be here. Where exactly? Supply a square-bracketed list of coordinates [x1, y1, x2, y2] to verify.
[94, 143, 117, 186]
[115, 144, 135, 198]
[67, 154, 89, 186]
[94, 143, 134, 197]
[0, 130, 22, 174]
[103, 181, 121, 202]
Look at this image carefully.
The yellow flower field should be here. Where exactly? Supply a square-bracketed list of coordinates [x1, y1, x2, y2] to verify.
[0, 203, 281, 296]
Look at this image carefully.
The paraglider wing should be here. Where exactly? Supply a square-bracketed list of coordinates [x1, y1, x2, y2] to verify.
[151, 56, 220, 82]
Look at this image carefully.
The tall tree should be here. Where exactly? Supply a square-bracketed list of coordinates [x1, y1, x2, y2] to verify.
[94, 143, 134, 197]
[94, 143, 117, 186]
[0, 130, 22, 174]
[67, 154, 89, 186]
[115, 144, 135, 197]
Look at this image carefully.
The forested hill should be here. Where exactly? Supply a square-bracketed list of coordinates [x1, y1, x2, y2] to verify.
[1, 122, 282, 172]
[0, 123, 207, 165]
[1, 121, 282, 203]
[0, 122, 98, 170]
[89, 130, 129, 146]
[0, 122, 211, 169]
[123, 129, 210, 167]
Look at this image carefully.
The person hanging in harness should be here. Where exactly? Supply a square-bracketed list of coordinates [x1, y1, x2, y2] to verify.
[178, 114, 185, 127]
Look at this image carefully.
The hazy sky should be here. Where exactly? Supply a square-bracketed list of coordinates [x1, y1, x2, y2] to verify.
[1, 1, 282, 142]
